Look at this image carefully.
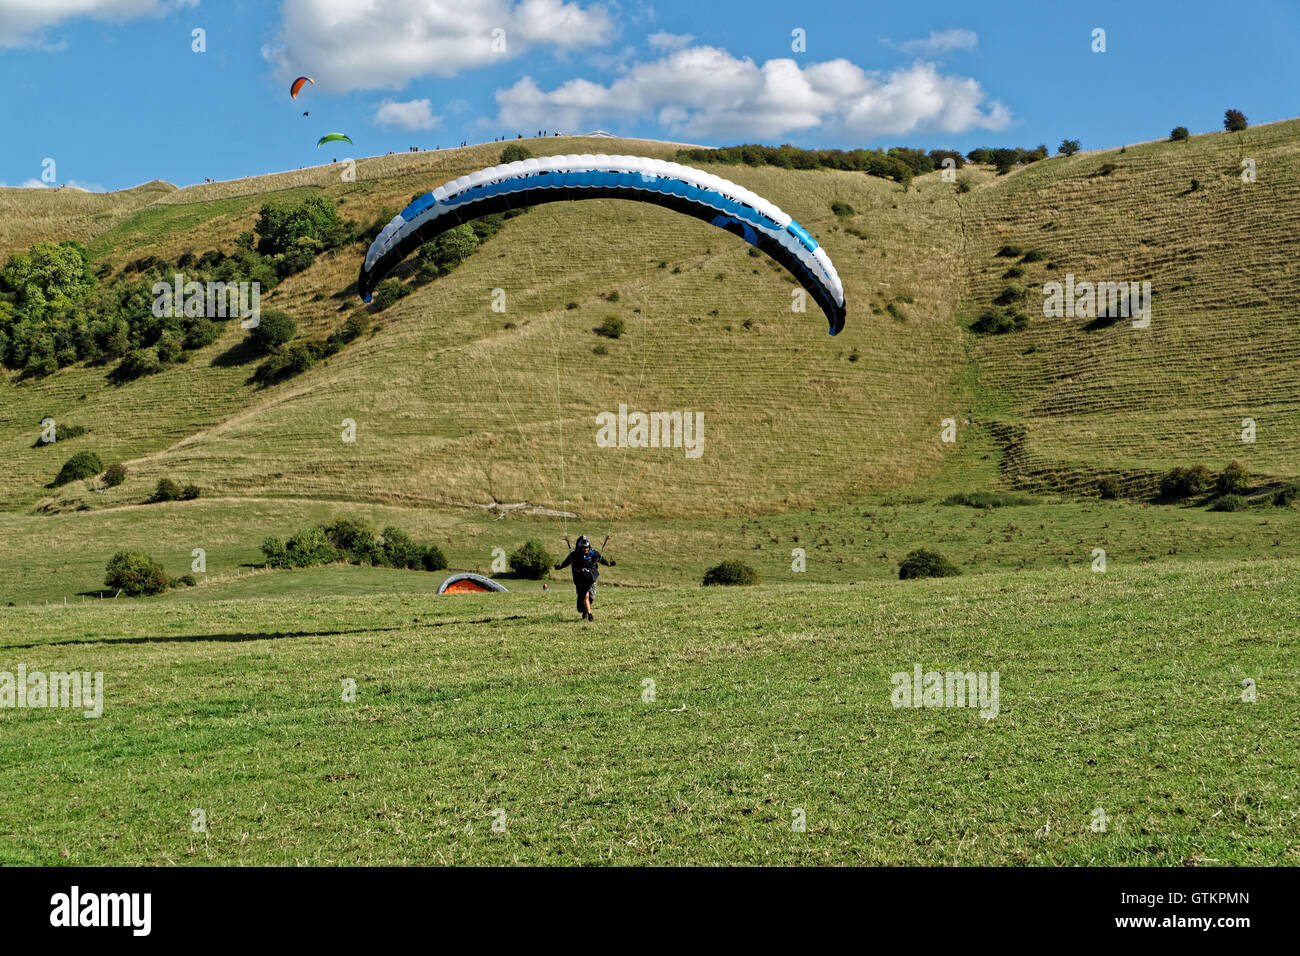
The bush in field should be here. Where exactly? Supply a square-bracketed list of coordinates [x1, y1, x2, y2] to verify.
[1272, 483, 1300, 507]
[260, 536, 291, 569]
[322, 517, 378, 561]
[594, 316, 625, 339]
[1057, 139, 1081, 157]
[254, 342, 317, 384]
[104, 550, 170, 596]
[702, 560, 759, 586]
[180, 483, 201, 501]
[418, 224, 478, 277]
[831, 201, 856, 217]
[1217, 460, 1249, 496]
[52, 450, 103, 487]
[184, 317, 220, 350]
[1169, 126, 1190, 142]
[1096, 476, 1119, 499]
[1209, 494, 1246, 512]
[248, 310, 296, 352]
[103, 462, 127, 487]
[378, 527, 422, 569]
[1223, 109, 1248, 132]
[993, 284, 1027, 306]
[500, 144, 532, 164]
[281, 526, 339, 567]
[942, 491, 1037, 508]
[420, 544, 448, 572]
[115, 347, 163, 381]
[371, 278, 412, 312]
[509, 539, 554, 579]
[898, 548, 960, 579]
[1159, 465, 1212, 501]
[970, 308, 1028, 334]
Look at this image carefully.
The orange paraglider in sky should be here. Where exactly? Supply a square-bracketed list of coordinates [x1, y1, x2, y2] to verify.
[290, 76, 314, 99]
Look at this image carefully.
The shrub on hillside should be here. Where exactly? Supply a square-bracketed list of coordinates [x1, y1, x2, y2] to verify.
[1057, 139, 1082, 157]
[290, 526, 340, 565]
[254, 342, 317, 384]
[702, 560, 759, 586]
[150, 477, 183, 502]
[1209, 494, 1246, 512]
[898, 548, 960, 579]
[509, 539, 554, 579]
[1223, 109, 1248, 132]
[1272, 483, 1300, 507]
[417, 224, 478, 277]
[970, 308, 1029, 334]
[500, 144, 532, 164]
[323, 517, 378, 561]
[248, 310, 296, 352]
[184, 317, 220, 350]
[942, 491, 1038, 508]
[419, 544, 448, 572]
[32, 423, 88, 447]
[993, 284, 1027, 306]
[594, 316, 625, 339]
[995, 245, 1023, 258]
[103, 462, 127, 487]
[1159, 465, 1212, 500]
[1217, 460, 1249, 496]
[371, 278, 412, 312]
[1169, 126, 1190, 142]
[326, 313, 369, 349]
[378, 527, 423, 569]
[115, 347, 163, 381]
[180, 483, 201, 501]
[104, 549, 170, 596]
[52, 450, 103, 487]
[831, 201, 856, 217]
[1096, 476, 1119, 499]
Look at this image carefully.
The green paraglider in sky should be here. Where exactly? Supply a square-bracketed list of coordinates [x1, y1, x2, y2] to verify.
[316, 132, 352, 147]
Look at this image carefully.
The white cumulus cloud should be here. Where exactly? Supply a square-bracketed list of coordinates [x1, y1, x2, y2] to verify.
[494, 43, 1011, 141]
[0, 0, 197, 48]
[375, 97, 440, 130]
[262, 0, 617, 92]
[898, 28, 978, 56]
[647, 30, 692, 51]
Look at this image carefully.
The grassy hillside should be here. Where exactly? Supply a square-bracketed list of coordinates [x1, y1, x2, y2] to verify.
[2, 125, 1299, 603]
[2, 557, 1295, 865]
[960, 119, 1300, 493]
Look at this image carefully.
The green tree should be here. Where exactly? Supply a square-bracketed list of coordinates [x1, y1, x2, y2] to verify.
[254, 196, 343, 256]
[1057, 139, 1082, 157]
[1223, 109, 1248, 132]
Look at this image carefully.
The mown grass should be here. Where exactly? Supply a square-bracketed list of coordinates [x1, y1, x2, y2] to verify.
[1, 557, 1295, 865]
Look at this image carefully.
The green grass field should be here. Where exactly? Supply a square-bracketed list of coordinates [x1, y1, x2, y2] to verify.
[3, 126, 1299, 866]
[3, 557, 1296, 865]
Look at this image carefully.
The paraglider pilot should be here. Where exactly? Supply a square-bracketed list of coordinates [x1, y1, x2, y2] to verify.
[556, 535, 614, 621]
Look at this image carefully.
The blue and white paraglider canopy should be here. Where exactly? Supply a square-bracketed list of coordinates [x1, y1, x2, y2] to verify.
[357, 154, 846, 335]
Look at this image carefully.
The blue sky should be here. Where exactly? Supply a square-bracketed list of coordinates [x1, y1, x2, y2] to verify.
[2, 0, 1297, 192]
